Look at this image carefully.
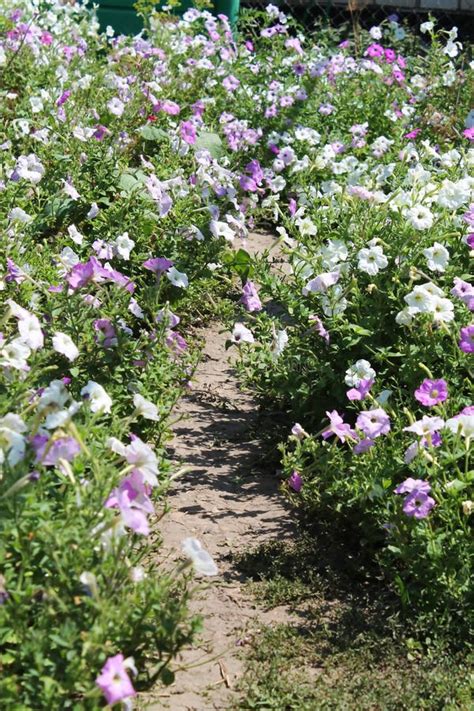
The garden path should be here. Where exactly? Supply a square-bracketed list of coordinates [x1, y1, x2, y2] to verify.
[144, 232, 295, 710]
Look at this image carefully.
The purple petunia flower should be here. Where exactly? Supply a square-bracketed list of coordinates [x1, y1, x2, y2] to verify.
[395, 477, 431, 495]
[414, 378, 448, 407]
[5, 258, 26, 284]
[93, 319, 117, 348]
[353, 437, 375, 454]
[143, 257, 173, 275]
[35, 436, 80, 465]
[239, 175, 258, 192]
[180, 120, 196, 145]
[459, 325, 474, 353]
[365, 43, 384, 58]
[308, 315, 330, 344]
[288, 471, 303, 492]
[404, 128, 421, 140]
[395, 478, 435, 520]
[402, 491, 435, 519]
[56, 90, 71, 107]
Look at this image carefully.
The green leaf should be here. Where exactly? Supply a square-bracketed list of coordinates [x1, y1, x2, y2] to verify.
[139, 125, 168, 141]
[346, 324, 372, 337]
[233, 248, 252, 282]
[445, 479, 468, 493]
[194, 131, 224, 159]
[119, 172, 140, 193]
[161, 668, 175, 686]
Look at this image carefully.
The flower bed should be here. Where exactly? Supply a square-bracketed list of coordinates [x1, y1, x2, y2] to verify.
[0, 1, 472, 706]
[227, 12, 473, 633]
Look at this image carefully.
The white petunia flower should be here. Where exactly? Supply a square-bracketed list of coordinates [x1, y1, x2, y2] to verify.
[38, 380, 69, 411]
[210, 220, 236, 242]
[270, 329, 288, 359]
[166, 267, 188, 288]
[52, 332, 79, 361]
[87, 202, 100, 219]
[431, 297, 454, 323]
[295, 216, 317, 237]
[395, 308, 414, 326]
[0, 338, 31, 370]
[423, 243, 449, 273]
[231, 323, 254, 344]
[181, 538, 218, 576]
[404, 286, 435, 314]
[345, 359, 376, 387]
[58, 246, 80, 276]
[357, 242, 388, 275]
[67, 224, 83, 245]
[80, 381, 112, 414]
[107, 97, 124, 116]
[14, 154, 45, 184]
[406, 205, 433, 230]
[115, 232, 135, 260]
[0, 414, 27, 466]
[320, 239, 348, 269]
[29, 96, 44, 113]
[123, 437, 159, 486]
[9, 207, 32, 223]
[133, 394, 159, 421]
[445, 415, 474, 439]
[63, 180, 80, 200]
[128, 298, 144, 319]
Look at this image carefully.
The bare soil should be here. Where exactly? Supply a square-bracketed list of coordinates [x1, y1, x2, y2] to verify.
[141, 233, 295, 710]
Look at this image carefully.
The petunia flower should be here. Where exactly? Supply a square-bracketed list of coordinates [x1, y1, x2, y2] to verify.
[166, 267, 188, 289]
[394, 478, 435, 519]
[459, 325, 474, 353]
[288, 471, 303, 492]
[404, 415, 444, 440]
[81, 381, 112, 414]
[347, 379, 373, 401]
[231, 323, 254, 344]
[133, 394, 159, 421]
[52, 332, 79, 362]
[96, 654, 136, 706]
[414, 378, 448, 407]
[356, 408, 391, 438]
[322, 410, 357, 443]
[181, 538, 218, 576]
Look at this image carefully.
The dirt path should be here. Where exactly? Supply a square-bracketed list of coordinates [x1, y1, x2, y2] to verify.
[143, 233, 295, 710]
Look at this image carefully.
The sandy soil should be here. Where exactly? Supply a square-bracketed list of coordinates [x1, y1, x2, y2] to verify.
[141, 233, 295, 710]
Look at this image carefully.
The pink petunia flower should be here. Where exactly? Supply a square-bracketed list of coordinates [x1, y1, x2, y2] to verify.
[414, 378, 448, 407]
[96, 654, 136, 706]
[322, 410, 357, 443]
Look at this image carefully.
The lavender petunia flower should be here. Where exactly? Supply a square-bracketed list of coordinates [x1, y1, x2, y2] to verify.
[239, 281, 262, 312]
[356, 408, 390, 438]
